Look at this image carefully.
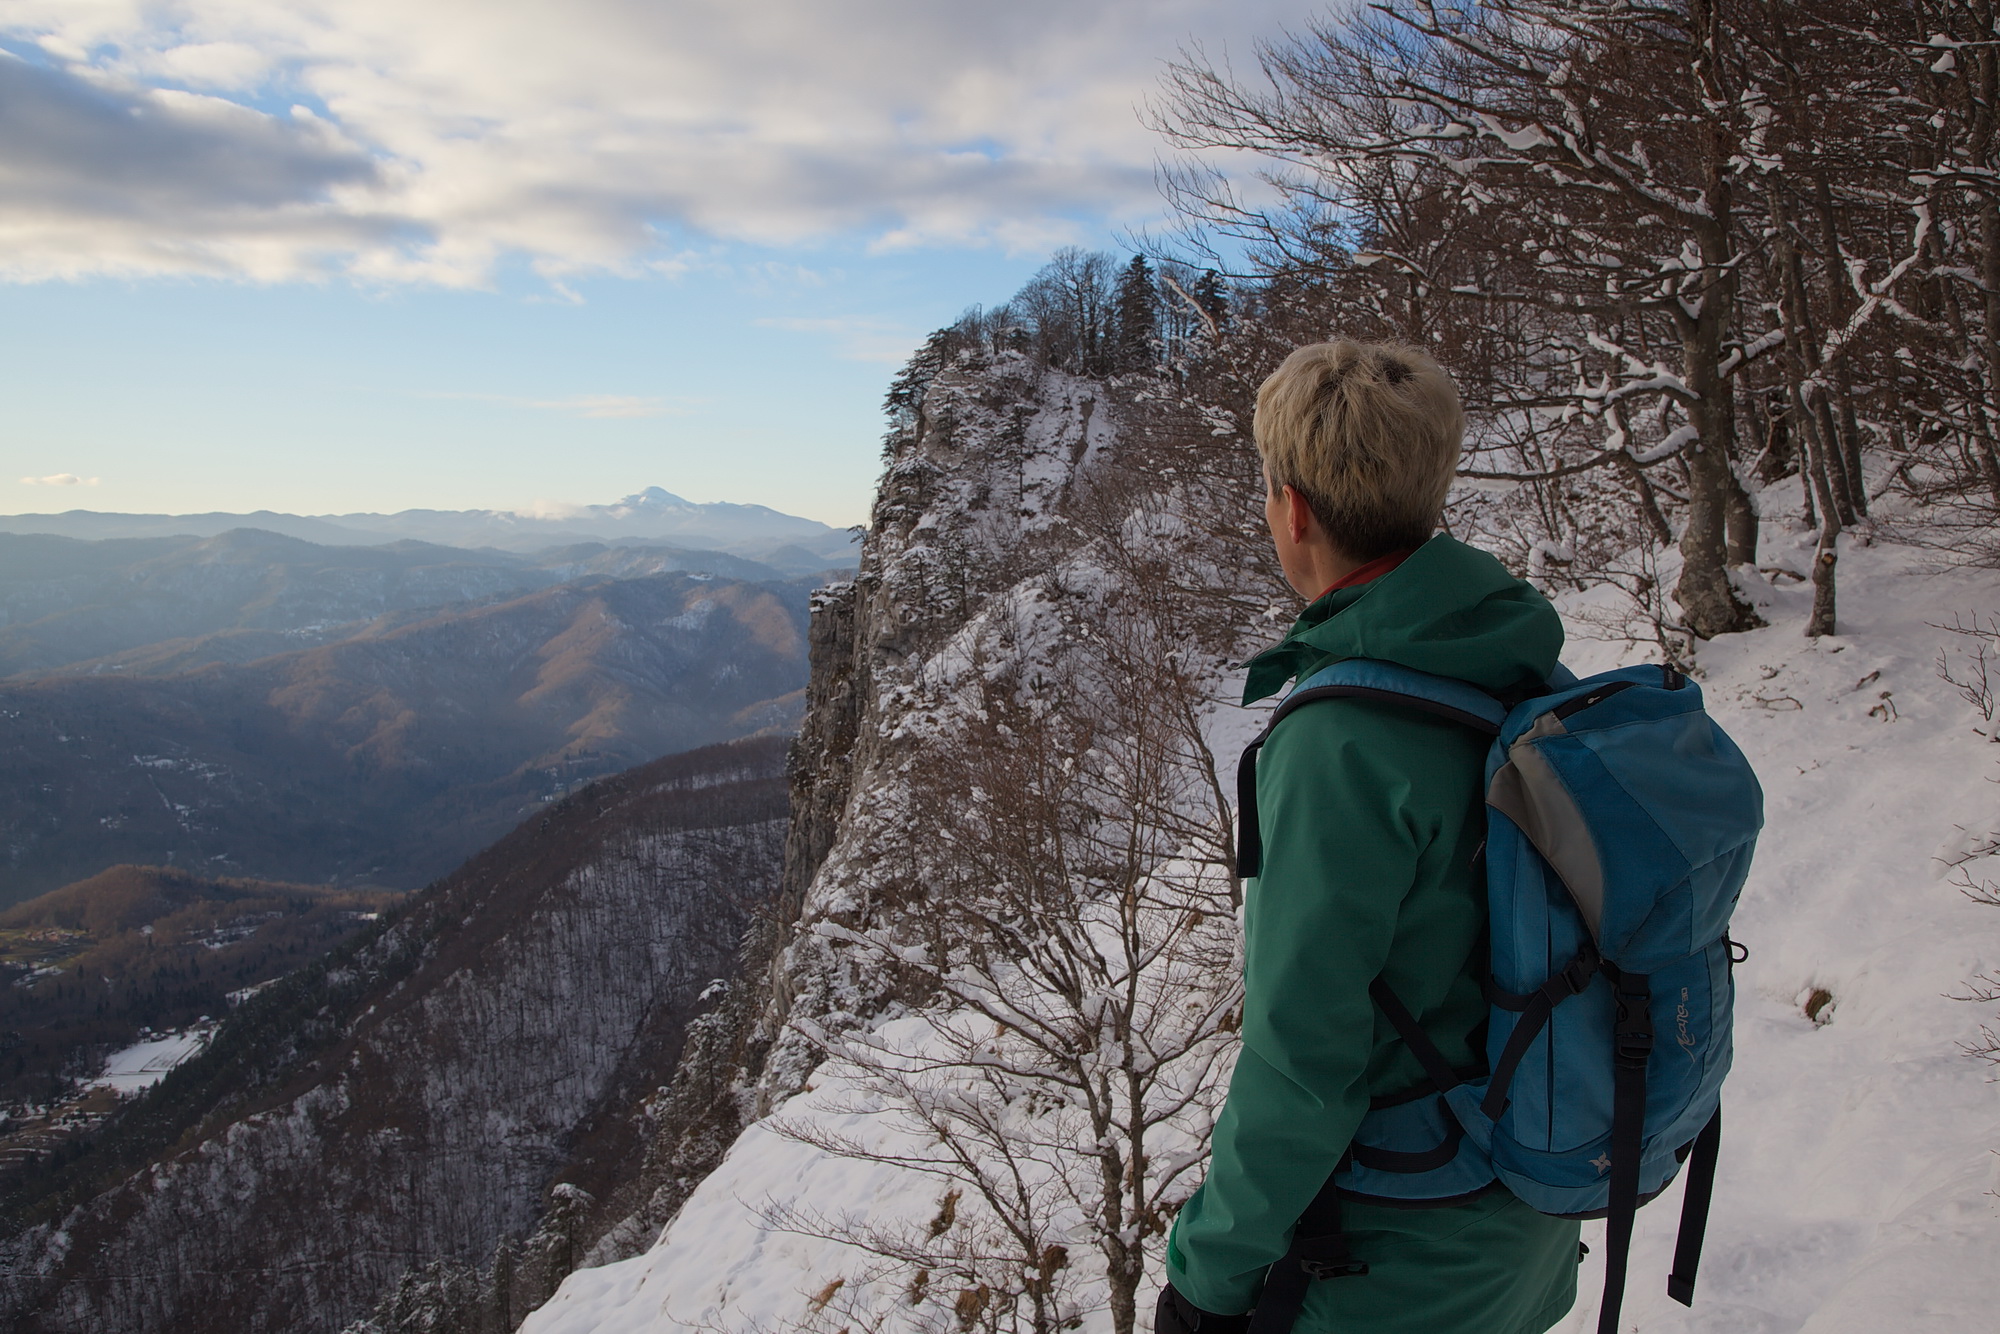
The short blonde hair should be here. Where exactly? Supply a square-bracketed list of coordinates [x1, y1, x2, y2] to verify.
[1254, 339, 1463, 559]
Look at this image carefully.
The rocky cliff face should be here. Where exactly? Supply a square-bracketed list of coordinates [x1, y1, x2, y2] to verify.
[588, 356, 1136, 1216]
[526, 350, 1272, 1333]
[0, 737, 791, 1334]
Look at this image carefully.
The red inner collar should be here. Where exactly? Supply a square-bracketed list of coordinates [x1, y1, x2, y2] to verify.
[1318, 547, 1417, 600]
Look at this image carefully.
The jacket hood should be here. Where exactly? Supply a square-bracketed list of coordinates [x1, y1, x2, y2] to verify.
[1242, 534, 1564, 704]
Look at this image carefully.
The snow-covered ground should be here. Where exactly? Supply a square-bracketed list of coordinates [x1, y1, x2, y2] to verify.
[527, 1027, 980, 1333]
[1549, 535, 2000, 1333]
[526, 533, 2000, 1334]
[91, 1026, 213, 1096]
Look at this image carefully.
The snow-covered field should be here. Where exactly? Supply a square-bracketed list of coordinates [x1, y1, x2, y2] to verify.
[527, 533, 2000, 1334]
[91, 1026, 213, 1096]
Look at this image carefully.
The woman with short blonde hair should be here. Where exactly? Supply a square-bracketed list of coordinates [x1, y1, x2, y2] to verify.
[1253, 339, 1464, 563]
[1157, 342, 1580, 1334]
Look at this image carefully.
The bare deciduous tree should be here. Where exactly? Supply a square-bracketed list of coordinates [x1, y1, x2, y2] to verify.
[766, 560, 1246, 1334]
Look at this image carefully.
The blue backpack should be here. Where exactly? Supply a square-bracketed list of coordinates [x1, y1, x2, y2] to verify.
[1236, 659, 1762, 1334]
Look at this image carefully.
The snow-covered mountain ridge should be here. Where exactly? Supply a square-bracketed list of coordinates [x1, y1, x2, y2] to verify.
[522, 369, 2000, 1333]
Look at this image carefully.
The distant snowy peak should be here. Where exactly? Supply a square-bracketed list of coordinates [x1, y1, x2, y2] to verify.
[536, 488, 832, 536]
[612, 486, 693, 511]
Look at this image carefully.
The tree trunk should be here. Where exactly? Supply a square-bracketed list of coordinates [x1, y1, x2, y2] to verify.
[1102, 1144, 1138, 1334]
[1795, 374, 1842, 637]
[1678, 432, 1757, 638]
[1807, 528, 1838, 638]
[1797, 394, 1842, 538]
[1723, 462, 1759, 566]
[1676, 232, 1758, 637]
[1812, 386, 1859, 525]
[1800, 452, 1817, 531]
[1786, 243, 1860, 526]
[1977, 196, 2000, 510]
[1675, 10, 1758, 639]
[1810, 167, 1869, 517]
[1765, 173, 1860, 528]
[1832, 361, 1869, 519]
[1617, 449, 1675, 548]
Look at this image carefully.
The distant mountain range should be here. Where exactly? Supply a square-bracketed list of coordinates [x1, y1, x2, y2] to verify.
[0, 527, 805, 679]
[0, 495, 843, 913]
[0, 563, 815, 905]
[0, 487, 861, 565]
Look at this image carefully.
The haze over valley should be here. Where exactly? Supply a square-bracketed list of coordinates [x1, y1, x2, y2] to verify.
[0, 488, 861, 565]
[0, 492, 853, 906]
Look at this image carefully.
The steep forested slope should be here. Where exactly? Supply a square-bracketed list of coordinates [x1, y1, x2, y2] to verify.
[0, 736, 791, 1334]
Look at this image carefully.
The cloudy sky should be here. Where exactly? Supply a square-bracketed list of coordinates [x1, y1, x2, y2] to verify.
[0, 0, 1321, 527]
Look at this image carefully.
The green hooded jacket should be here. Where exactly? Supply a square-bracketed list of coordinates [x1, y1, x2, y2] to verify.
[1165, 535, 1580, 1334]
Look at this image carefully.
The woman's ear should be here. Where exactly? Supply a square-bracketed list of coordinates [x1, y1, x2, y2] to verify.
[1284, 485, 1314, 546]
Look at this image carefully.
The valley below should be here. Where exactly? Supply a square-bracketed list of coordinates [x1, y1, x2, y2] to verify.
[0, 736, 793, 1333]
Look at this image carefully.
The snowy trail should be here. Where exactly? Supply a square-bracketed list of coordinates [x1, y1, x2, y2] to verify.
[527, 537, 2000, 1334]
[1555, 539, 2000, 1333]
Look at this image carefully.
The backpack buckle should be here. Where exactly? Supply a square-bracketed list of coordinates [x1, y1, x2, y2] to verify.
[1558, 948, 1599, 997]
[1301, 1259, 1370, 1281]
[1613, 986, 1655, 1065]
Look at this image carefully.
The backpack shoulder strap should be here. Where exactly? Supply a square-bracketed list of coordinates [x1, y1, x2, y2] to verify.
[1237, 658, 1511, 878]
[1275, 659, 1511, 736]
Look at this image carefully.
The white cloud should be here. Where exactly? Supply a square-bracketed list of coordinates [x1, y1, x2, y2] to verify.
[0, 0, 1317, 285]
[149, 41, 272, 91]
[425, 391, 694, 419]
[527, 395, 680, 420]
[0, 52, 399, 281]
[757, 316, 920, 365]
[20, 473, 100, 485]
[518, 498, 588, 520]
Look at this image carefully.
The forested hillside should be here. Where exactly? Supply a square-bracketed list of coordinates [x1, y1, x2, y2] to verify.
[0, 865, 395, 1110]
[0, 736, 791, 1334]
[0, 528, 792, 678]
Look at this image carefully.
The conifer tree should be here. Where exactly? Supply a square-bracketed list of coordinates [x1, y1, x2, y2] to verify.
[1113, 254, 1161, 373]
[1191, 270, 1228, 334]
